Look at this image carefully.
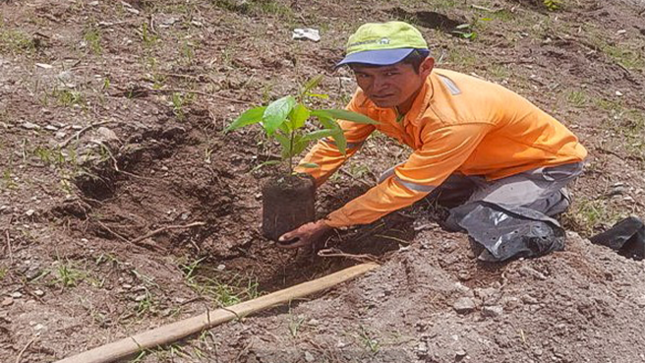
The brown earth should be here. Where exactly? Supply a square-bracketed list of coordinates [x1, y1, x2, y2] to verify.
[1, 0, 645, 362]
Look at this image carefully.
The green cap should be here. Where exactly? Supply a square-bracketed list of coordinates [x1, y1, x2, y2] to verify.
[337, 21, 429, 66]
[347, 21, 427, 54]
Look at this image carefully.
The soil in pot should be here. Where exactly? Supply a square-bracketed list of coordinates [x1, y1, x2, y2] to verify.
[262, 174, 316, 241]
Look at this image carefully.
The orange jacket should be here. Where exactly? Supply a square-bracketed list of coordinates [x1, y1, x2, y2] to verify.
[297, 69, 587, 228]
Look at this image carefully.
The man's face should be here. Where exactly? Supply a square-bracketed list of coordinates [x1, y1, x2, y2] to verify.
[351, 58, 434, 110]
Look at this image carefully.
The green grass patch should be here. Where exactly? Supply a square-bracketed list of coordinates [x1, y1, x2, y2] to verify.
[83, 26, 102, 55]
[179, 257, 261, 307]
[566, 90, 588, 108]
[0, 28, 35, 55]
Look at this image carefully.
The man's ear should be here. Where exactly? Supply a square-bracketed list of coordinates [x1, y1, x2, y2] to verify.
[419, 57, 435, 78]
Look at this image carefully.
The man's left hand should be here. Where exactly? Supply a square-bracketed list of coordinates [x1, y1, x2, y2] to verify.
[277, 220, 332, 249]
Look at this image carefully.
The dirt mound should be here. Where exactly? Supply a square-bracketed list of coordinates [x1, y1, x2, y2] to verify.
[209, 232, 645, 363]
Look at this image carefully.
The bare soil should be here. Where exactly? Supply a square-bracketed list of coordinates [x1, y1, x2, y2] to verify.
[1, 0, 645, 362]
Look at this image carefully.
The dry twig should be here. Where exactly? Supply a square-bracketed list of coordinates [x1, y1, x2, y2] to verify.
[5, 215, 13, 264]
[129, 222, 206, 245]
[58, 121, 112, 148]
[15, 336, 38, 363]
[317, 248, 378, 263]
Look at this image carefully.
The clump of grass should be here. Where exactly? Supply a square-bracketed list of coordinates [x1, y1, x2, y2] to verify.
[180, 257, 261, 307]
[565, 198, 622, 236]
[543, 0, 562, 11]
[52, 88, 85, 107]
[602, 44, 644, 70]
[83, 26, 102, 54]
[55, 263, 85, 287]
[357, 325, 380, 354]
[566, 90, 588, 108]
[0, 27, 36, 55]
[172, 92, 194, 121]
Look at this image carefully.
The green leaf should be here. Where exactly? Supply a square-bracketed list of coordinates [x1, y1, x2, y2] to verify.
[299, 162, 319, 169]
[224, 106, 266, 133]
[289, 103, 311, 129]
[251, 160, 281, 172]
[310, 111, 337, 129]
[306, 93, 330, 100]
[292, 139, 310, 156]
[273, 132, 291, 156]
[302, 75, 324, 95]
[263, 96, 296, 135]
[331, 129, 347, 155]
[302, 129, 336, 142]
[316, 109, 379, 125]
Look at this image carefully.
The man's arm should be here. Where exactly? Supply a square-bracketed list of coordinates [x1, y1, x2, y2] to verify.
[295, 95, 376, 187]
[324, 123, 493, 227]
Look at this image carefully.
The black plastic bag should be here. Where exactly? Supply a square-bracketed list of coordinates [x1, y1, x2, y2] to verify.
[448, 201, 566, 262]
[589, 216, 645, 261]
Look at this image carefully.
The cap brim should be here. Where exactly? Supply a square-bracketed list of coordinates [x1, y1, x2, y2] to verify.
[336, 48, 416, 67]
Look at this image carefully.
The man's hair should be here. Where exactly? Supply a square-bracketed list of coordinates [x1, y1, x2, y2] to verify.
[348, 49, 430, 73]
[400, 49, 430, 73]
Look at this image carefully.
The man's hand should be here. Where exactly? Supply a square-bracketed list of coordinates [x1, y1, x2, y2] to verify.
[277, 220, 332, 249]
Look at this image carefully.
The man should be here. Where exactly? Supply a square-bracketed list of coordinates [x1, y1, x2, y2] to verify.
[278, 21, 587, 261]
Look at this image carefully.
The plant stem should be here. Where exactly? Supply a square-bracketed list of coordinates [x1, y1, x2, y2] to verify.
[289, 129, 294, 175]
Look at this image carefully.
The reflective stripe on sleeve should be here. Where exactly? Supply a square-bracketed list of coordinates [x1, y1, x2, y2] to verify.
[394, 176, 436, 193]
[438, 75, 462, 95]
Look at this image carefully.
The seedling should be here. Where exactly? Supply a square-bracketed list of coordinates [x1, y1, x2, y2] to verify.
[357, 325, 380, 354]
[225, 75, 378, 240]
[287, 307, 305, 338]
[543, 0, 561, 11]
[225, 75, 377, 175]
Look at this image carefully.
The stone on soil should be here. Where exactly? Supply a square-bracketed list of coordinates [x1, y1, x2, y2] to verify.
[453, 297, 476, 314]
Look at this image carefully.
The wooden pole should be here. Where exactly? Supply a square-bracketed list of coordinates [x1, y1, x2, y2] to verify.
[56, 263, 379, 363]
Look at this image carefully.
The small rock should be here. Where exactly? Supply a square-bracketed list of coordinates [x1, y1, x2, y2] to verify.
[455, 349, 467, 358]
[122, 284, 132, 290]
[33, 289, 45, 297]
[617, 29, 626, 35]
[1, 297, 13, 307]
[34, 324, 45, 331]
[25, 268, 42, 281]
[134, 294, 147, 302]
[161, 165, 169, 171]
[521, 294, 539, 305]
[502, 296, 521, 311]
[216, 264, 226, 271]
[55, 131, 67, 139]
[10, 292, 23, 299]
[416, 341, 428, 353]
[21, 122, 41, 130]
[635, 295, 645, 308]
[304, 351, 315, 362]
[125, 7, 140, 15]
[96, 126, 119, 142]
[453, 297, 476, 314]
[615, 90, 623, 96]
[519, 265, 547, 280]
[307, 318, 320, 326]
[89, 0, 99, 5]
[25, 209, 35, 217]
[481, 305, 504, 318]
[44, 125, 58, 131]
